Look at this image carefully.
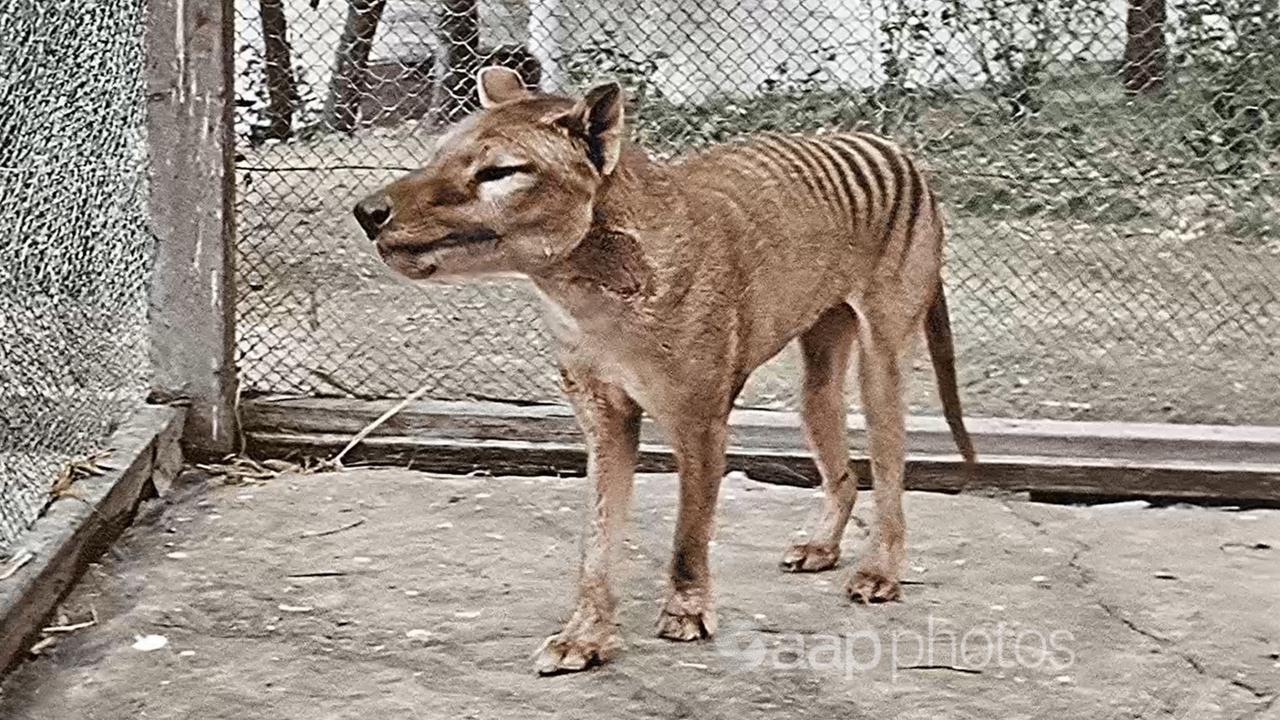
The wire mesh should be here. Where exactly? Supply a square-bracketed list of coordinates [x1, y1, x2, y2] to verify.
[233, 0, 1280, 426]
[0, 0, 152, 552]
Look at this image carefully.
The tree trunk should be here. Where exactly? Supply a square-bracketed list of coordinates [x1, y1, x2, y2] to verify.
[1122, 0, 1167, 94]
[259, 0, 296, 139]
[327, 0, 387, 133]
[434, 0, 481, 123]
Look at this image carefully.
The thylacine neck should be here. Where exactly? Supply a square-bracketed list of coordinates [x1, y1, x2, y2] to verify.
[588, 143, 680, 239]
[533, 143, 681, 305]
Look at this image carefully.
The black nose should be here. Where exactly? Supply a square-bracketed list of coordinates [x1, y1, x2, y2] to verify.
[353, 195, 392, 240]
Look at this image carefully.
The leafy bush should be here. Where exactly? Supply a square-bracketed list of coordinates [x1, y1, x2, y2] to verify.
[938, 0, 1110, 120]
[562, 28, 668, 109]
[1172, 0, 1280, 171]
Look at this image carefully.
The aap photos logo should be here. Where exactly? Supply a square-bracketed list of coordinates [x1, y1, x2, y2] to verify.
[714, 615, 1075, 682]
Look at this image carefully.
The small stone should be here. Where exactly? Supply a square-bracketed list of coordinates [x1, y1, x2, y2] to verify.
[132, 635, 168, 652]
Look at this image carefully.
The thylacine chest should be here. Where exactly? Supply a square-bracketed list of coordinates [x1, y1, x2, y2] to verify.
[534, 284, 687, 414]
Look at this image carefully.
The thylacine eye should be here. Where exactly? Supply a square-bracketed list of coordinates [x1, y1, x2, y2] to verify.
[475, 164, 534, 184]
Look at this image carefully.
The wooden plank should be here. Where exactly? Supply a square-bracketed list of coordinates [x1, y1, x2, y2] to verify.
[244, 396, 1280, 466]
[245, 426, 1280, 506]
[145, 0, 238, 457]
[0, 406, 185, 677]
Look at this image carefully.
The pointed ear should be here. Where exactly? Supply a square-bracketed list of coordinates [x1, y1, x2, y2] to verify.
[559, 82, 625, 175]
[476, 66, 529, 109]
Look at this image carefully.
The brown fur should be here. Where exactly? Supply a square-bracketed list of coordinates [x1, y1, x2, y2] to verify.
[353, 68, 976, 675]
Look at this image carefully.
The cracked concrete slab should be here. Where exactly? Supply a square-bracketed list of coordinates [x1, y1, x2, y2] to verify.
[1, 468, 1277, 719]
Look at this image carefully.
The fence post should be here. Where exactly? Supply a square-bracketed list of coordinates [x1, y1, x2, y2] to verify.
[145, 0, 239, 458]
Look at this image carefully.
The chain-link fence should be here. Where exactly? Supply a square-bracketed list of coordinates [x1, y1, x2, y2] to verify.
[234, 0, 1280, 426]
[0, 0, 152, 552]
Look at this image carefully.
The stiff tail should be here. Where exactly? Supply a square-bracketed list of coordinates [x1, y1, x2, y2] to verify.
[924, 278, 976, 464]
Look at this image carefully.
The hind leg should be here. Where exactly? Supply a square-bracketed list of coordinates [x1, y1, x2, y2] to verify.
[781, 304, 859, 573]
[845, 307, 914, 603]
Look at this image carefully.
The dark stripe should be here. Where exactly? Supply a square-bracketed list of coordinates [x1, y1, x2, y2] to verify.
[750, 135, 824, 197]
[772, 135, 845, 219]
[760, 134, 826, 195]
[898, 154, 926, 268]
[729, 144, 790, 185]
[856, 134, 907, 266]
[809, 139, 862, 223]
[830, 136, 887, 215]
[822, 139, 875, 223]
[794, 136, 858, 224]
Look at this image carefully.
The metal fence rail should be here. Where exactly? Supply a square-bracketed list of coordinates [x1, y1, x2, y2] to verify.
[233, 0, 1280, 426]
[0, 0, 152, 552]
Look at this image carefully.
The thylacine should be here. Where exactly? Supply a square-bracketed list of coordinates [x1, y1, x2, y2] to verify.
[353, 67, 975, 675]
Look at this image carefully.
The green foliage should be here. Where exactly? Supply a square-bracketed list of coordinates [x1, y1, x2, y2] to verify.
[562, 28, 667, 109]
[874, 2, 940, 132]
[1172, 0, 1280, 171]
[630, 90, 875, 154]
[939, 0, 1110, 121]
[555, 10, 1269, 237]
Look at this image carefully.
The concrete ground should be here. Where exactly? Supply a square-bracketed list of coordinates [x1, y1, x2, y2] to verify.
[1, 467, 1278, 719]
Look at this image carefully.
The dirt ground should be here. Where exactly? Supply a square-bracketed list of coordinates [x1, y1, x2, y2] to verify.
[2, 467, 1278, 719]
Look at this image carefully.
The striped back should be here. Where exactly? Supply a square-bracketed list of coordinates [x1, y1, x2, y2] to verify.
[708, 131, 937, 267]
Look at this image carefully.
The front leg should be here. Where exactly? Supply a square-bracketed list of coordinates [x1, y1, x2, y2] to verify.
[657, 416, 728, 641]
[533, 366, 641, 675]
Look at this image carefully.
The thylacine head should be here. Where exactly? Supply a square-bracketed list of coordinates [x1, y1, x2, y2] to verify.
[354, 67, 626, 282]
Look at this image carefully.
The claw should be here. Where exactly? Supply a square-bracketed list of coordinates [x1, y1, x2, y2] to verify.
[531, 626, 620, 675]
[780, 542, 840, 573]
[845, 567, 903, 604]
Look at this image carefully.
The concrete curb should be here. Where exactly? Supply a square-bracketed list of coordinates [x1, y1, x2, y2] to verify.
[0, 404, 186, 677]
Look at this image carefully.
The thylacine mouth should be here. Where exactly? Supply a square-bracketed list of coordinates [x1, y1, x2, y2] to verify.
[396, 227, 500, 255]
